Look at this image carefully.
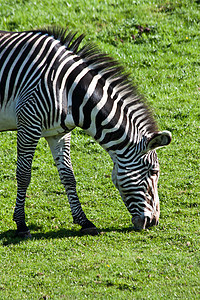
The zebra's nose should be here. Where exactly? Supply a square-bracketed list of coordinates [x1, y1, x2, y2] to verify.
[132, 216, 148, 231]
[132, 215, 159, 231]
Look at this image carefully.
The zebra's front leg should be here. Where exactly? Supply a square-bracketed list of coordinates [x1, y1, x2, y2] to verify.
[46, 133, 98, 235]
[13, 127, 41, 238]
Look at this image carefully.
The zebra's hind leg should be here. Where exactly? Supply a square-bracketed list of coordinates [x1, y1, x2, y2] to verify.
[46, 133, 99, 235]
[13, 114, 41, 238]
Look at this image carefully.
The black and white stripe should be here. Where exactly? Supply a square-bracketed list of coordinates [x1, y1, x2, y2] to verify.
[0, 27, 171, 236]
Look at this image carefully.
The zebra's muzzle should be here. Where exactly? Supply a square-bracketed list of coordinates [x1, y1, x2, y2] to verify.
[132, 215, 159, 231]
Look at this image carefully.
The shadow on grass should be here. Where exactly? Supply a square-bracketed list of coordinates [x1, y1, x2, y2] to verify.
[0, 224, 134, 246]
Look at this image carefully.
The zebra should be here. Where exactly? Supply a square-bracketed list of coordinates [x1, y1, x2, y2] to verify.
[0, 27, 171, 238]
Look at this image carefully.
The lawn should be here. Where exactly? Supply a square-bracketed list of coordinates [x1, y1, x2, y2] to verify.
[0, 0, 199, 299]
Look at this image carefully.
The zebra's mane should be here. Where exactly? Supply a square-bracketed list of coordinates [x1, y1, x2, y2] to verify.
[37, 27, 158, 134]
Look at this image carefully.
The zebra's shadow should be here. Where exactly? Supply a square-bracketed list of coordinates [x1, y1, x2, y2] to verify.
[0, 225, 81, 246]
[0, 224, 134, 246]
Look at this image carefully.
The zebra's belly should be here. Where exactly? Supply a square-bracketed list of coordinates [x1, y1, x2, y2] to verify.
[0, 103, 17, 131]
[41, 127, 68, 137]
[41, 117, 74, 137]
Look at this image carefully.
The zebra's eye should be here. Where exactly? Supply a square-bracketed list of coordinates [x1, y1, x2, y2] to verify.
[150, 169, 159, 176]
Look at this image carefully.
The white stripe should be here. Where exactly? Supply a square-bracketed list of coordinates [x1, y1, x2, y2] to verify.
[51, 52, 77, 112]
[68, 66, 89, 100]
[52, 52, 76, 85]
[101, 91, 120, 126]
[60, 58, 83, 92]
[78, 73, 102, 127]
[86, 77, 110, 136]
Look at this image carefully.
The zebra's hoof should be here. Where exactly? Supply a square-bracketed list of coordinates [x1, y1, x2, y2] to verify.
[16, 230, 32, 239]
[80, 220, 99, 236]
[80, 226, 99, 236]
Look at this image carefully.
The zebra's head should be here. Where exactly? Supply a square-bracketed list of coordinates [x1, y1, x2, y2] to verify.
[111, 131, 171, 231]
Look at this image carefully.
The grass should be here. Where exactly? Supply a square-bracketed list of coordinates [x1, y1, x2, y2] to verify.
[0, 0, 200, 299]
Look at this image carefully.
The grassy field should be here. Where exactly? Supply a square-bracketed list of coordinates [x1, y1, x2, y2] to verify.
[0, 0, 199, 299]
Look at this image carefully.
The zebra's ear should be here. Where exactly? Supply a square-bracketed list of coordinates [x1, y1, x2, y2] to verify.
[146, 131, 172, 151]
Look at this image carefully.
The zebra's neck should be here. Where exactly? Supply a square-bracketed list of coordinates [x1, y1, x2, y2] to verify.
[54, 46, 158, 155]
[64, 68, 150, 154]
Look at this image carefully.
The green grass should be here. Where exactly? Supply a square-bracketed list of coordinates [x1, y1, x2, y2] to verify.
[0, 0, 200, 299]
